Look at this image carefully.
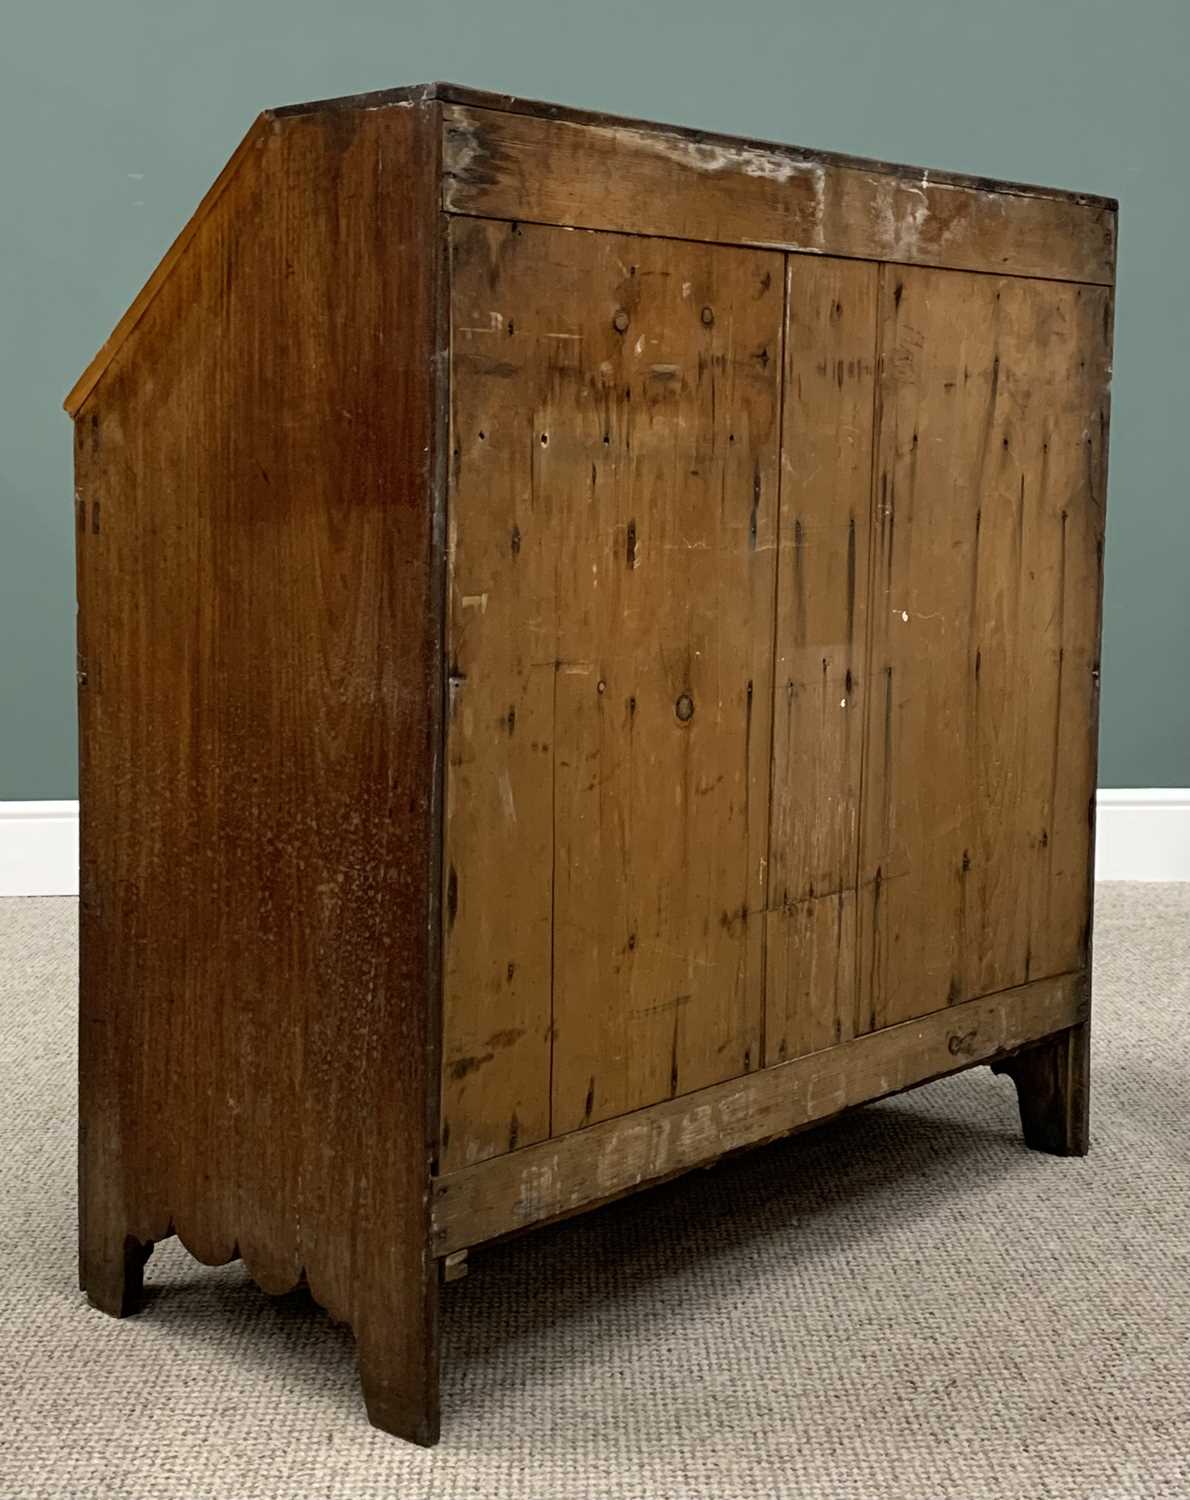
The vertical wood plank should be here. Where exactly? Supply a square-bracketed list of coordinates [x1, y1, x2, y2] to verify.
[440, 219, 560, 1171]
[859, 266, 1110, 1031]
[765, 257, 877, 1062]
[443, 220, 783, 1144]
[547, 233, 783, 1133]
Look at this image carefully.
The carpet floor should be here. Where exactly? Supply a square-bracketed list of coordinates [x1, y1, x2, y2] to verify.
[1, 886, 1188, 1499]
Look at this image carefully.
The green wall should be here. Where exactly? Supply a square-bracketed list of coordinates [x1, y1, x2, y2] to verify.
[3, 0, 1186, 796]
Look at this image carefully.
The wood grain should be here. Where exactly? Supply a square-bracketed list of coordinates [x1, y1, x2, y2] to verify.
[433, 971, 1086, 1255]
[765, 889, 858, 1064]
[442, 219, 783, 1144]
[432, 84, 1115, 212]
[439, 217, 560, 1172]
[548, 231, 783, 1133]
[442, 104, 1116, 286]
[74, 99, 444, 1444]
[858, 267, 1111, 1031]
[765, 257, 877, 1062]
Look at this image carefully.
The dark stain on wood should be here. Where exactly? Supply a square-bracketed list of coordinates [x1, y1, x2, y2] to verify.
[449, 1053, 495, 1082]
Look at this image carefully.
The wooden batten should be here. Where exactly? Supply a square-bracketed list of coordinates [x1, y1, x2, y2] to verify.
[441, 103, 1116, 286]
[432, 972, 1086, 1255]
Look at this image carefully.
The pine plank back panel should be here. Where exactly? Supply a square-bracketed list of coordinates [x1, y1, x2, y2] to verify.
[858, 268, 1111, 1030]
[443, 219, 783, 1160]
[764, 257, 878, 1063]
[439, 219, 558, 1171]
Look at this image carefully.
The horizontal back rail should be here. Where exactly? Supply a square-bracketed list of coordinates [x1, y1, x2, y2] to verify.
[432, 971, 1086, 1255]
[441, 104, 1115, 286]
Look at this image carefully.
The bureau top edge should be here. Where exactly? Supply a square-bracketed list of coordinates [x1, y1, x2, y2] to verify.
[63, 81, 1117, 420]
[270, 80, 1118, 215]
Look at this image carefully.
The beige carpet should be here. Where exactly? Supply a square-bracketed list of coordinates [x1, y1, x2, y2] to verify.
[1, 887, 1188, 1499]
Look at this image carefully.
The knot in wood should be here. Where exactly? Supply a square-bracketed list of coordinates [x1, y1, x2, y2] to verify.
[613, 309, 630, 334]
[675, 692, 695, 723]
[700, 305, 715, 326]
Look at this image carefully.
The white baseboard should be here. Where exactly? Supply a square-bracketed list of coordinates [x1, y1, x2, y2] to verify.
[0, 790, 1187, 896]
[0, 801, 80, 896]
[1094, 789, 1190, 881]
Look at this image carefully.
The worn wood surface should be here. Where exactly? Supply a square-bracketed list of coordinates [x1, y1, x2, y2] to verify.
[74, 99, 444, 1444]
[442, 218, 783, 1151]
[765, 257, 877, 1063]
[432, 85, 1115, 212]
[433, 970, 1086, 1254]
[442, 104, 1116, 286]
[275, 83, 1114, 212]
[67, 84, 1116, 425]
[858, 268, 1110, 1032]
[438, 217, 558, 1172]
[547, 230, 783, 1132]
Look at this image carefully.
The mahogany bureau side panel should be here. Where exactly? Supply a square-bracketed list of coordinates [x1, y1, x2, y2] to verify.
[73, 99, 446, 1444]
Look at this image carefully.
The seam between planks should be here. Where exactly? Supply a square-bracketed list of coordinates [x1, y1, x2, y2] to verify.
[853, 264, 887, 1040]
[758, 256, 794, 1068]
[546, 506, 561, 1141]
[426, 138, 451, 1180]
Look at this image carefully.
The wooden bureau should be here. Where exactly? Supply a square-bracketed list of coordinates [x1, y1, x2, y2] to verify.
[66, 83, 1116, 1445]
